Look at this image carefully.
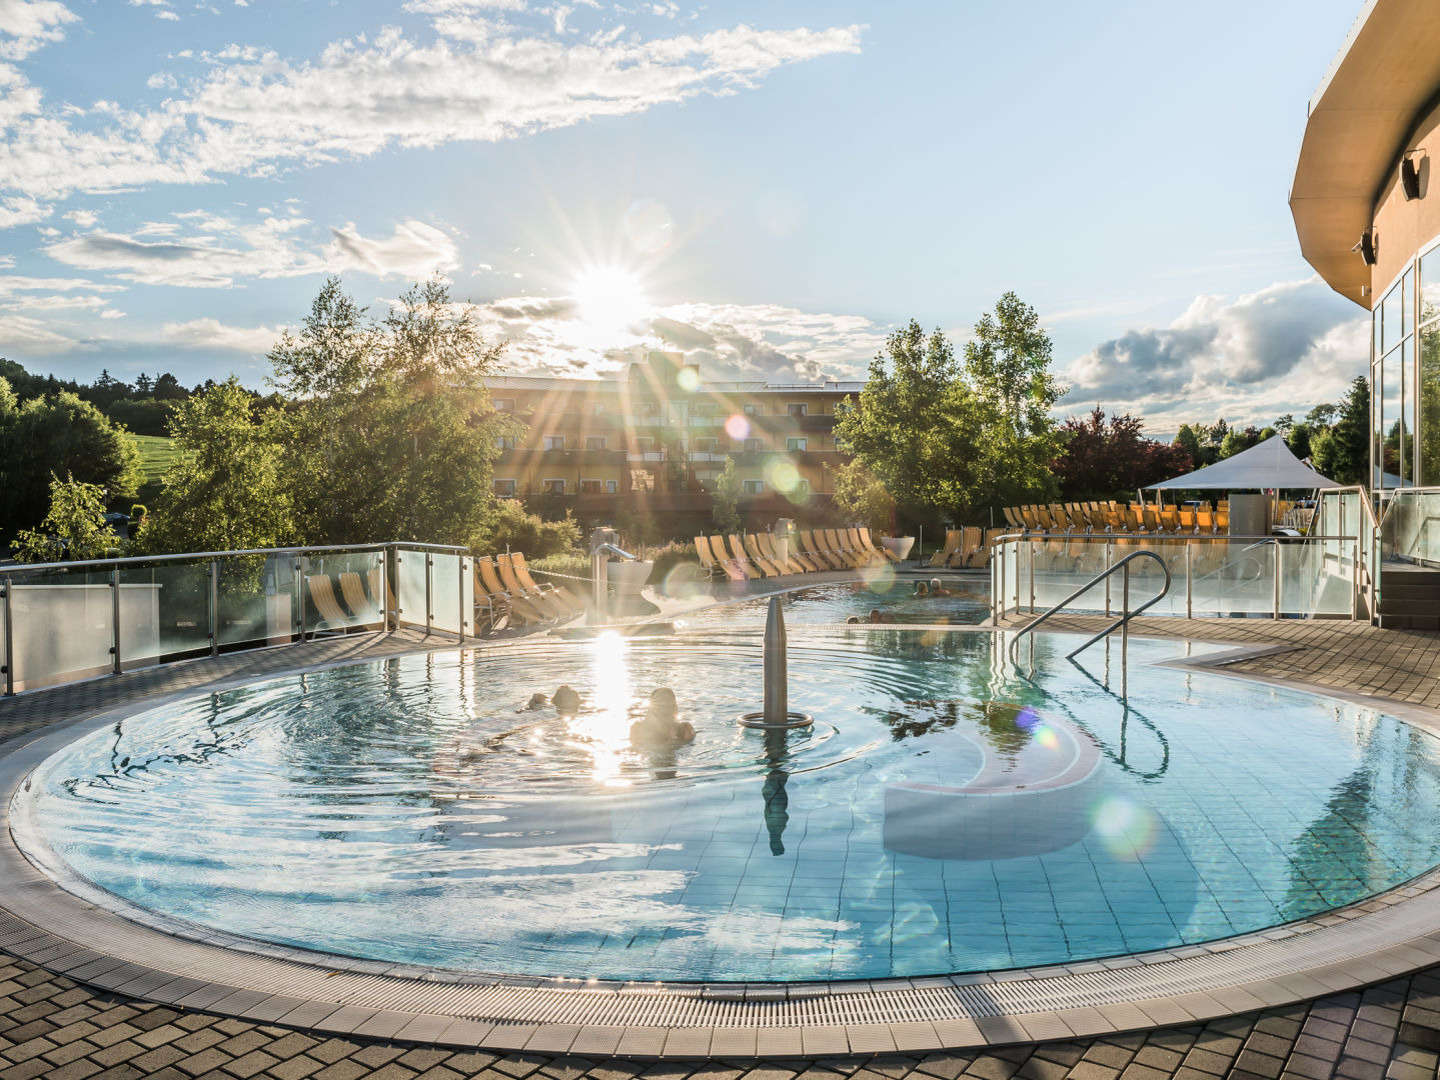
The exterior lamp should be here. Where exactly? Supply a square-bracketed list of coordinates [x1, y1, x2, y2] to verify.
[1354, 228, 1378, 266]
[1402, 151, 1427, 201]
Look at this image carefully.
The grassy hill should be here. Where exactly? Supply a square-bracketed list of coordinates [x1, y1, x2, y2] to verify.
[133, 434, 178, 487]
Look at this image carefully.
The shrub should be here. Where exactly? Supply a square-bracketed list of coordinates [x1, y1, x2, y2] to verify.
[528, 552, 591, 580]
[474, 499, 581, 559]
[645, 540, 700, 584]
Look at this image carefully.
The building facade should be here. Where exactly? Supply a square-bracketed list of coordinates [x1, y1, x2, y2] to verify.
[486, 352, 863, 531]
[1292, 0, 1440, 491]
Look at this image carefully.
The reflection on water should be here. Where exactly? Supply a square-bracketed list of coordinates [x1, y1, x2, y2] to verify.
[19, 629, 1440, 983]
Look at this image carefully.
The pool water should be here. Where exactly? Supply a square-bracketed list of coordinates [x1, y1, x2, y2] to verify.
[16, 628, 1440, 983]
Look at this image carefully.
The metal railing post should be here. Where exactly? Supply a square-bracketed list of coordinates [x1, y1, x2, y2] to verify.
[110, 567, 122, 674]
[996, 542, 1006, 620]
[1028, 542, 1035, 613]
[208, 559, 219, 656]
[294, 558, 306, 643]
[1185, 543, 1193, 618]
[1352, 537, 1360, 620]
[1105, 543, 1113, 616]
[458, 555, 467, 642]
[2, 578, 12, 697]
[425, 553, 433, 638]
[1273, 542, 1282, 619]
[1121, 561, 1130, 655]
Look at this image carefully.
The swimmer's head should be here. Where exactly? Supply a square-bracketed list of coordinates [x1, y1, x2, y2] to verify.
[649, 687, 678, 714]
[552, 685, 580, 713]
[931, 578, 943, 591]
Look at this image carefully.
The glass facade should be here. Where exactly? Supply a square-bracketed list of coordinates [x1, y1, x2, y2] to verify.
[1371, 261, 1440, 489]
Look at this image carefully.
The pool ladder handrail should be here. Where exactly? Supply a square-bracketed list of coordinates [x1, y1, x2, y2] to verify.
[1008, 549, 1172, 663]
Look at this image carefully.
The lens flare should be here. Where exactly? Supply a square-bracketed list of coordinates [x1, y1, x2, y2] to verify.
[1031, 724, 1060, 750]
[676, 367, 699, 392]
[1091, 797, 1159, 860]
[859, 560, 895, 593]
[765, 459, 801, 494]
[725, 414, 750, 440]
[621, 197, 674, 254]
[1013, 706, 1040, 731]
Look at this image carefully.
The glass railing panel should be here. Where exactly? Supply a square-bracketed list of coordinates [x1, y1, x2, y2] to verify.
[217, 553, 298, 650]
[429, 552, 472, 636]
[6, 566, 116, 691]
[301, 550, 386, 637]
[395, 547, 430, 632]
[117, 559, 211, 667]
[1380, 489, 1440, 566]
[1189, 539, 1277, 616]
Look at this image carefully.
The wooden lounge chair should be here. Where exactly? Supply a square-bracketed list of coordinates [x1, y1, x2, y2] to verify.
[781, 533, 823, 573]
[338, 571, 384, 631]
[498, 553, 573, 620]
[947, 527, 981, 568]
[512, 552, 584, 616]
[858, 527, 900, 563]
[760, 532, 809, 574]
[846, 527, 883, 566]
[477, 556, 551, 626]
[929, 529, 960, 567]
[695, 536, 728, 580]
[704, 536, 748, 581]
[727, 534, 768, 577]
[798, 529, 842, 570]
[306, 574, 354, 637]
[826, 528, 863, 566]
[742, 534, 785, 576]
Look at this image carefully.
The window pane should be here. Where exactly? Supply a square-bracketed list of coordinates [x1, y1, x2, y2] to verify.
[1374, 358, 1385, 488]
[1423, 250, 1440, 325]
[1403, 344, 1416, 485]
[1383, 278, 1407, 352]
[1403, 268, 1414, 340]
[1422, 323, 1440, 485]
[1382, 346, 1405, 487]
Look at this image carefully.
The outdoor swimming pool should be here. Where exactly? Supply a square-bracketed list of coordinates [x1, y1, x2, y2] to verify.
[678, 576, 990, 627]
[14, 628, 1440, 983]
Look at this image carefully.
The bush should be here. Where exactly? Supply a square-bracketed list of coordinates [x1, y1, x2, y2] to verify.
[474, 500, 581, 559]
[646, 540, 699, 584]
[528, 552, 591, 580]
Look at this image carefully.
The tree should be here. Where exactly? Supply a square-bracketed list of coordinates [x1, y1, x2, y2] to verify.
[0, 389, 139, 541]
[1286, 421, 1313, 461]
[269, 276, 511, 545]
[711, 456, 743, 535]
[1054, 408, 1192, 501]
[1311, 376, 1370, 485]
[835, 304, 1059, 526]
[1173, 423, 1204, 466]
[12, 476, 115, 562]
[832, 460, 895, 535]
[137, 379, 297, 553]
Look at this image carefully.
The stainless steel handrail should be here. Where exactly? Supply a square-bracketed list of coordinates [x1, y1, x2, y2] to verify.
[0, 541, 468, 576]
[1008, 549, 1172, 663]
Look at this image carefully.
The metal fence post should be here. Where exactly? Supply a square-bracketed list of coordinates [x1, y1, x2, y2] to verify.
[1028, 541, 1035, 613]
[1185, 543, 1193, 619]
[1105, 543, 1113, 616]
[1273, 542, 1282, 619]
[1121, 561, 1130, 655]
[2, 578, 12, 697]
[208, 559, 219, 656]
[458, 555, 467, 642]
[110, 567, 122, 674]
[425, 553, 433, 638]
[294, 558, 306, 643]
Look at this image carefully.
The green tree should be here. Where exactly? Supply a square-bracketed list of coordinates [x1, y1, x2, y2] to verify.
[269, 276, 512, 545]
[832, 460, 895, 535]
[835, 306, 1059, 526]
[0, 389, 139, 541]
[12, 476, 115, 562]
[1173, 423, 1203, 465]
[138, 379, 297, 553]
[711, 456, 743, 535]
[1311, 376, 1370, 485]
[473, 498, 581, 558]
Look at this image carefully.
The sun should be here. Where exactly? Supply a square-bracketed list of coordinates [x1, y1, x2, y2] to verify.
[570, 264, 650, 338]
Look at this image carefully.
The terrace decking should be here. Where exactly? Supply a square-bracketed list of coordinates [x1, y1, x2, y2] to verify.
[1, 618, 1440, 1080]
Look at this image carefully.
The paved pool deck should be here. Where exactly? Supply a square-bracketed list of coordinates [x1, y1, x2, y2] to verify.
[3, 617, 1440, 1079]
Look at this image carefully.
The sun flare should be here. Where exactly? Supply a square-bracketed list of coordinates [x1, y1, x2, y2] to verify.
[570, 264, 650, 338]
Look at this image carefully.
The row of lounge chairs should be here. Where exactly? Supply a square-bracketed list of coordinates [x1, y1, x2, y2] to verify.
[304, 551, 585, 638]
[927, 527, 1004, 569]
[1003, 502, 1233, 536]
[694, 527, 899, 581]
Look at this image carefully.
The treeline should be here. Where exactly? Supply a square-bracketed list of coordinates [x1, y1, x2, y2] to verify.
[0, 358, 282, 437]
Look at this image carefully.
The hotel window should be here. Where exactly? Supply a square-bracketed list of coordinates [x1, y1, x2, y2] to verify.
[606, 479, 617, 493]
[742, 480, 764, 495]
[786, 437, 807, 452]
[580, 479, 603, 494]
[743, 403, 758, 415]
[542, 478, 566, 494]
[495, 436, 517, 450]
[494, 398, 514, 412]
[585, 436, 607, 450]
[787, 403, 808, 417]
[1374, 269, 1415, 488]
[744, 438, 762, 452]
[492, 479, 517, 496]
[543, 435, 565, 450]
[1422, 247, 1440, 487]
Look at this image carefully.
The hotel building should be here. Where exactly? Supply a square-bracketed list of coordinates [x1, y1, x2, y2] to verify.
[1292, 0, 1440, 491]
[487, 352, 862, 532]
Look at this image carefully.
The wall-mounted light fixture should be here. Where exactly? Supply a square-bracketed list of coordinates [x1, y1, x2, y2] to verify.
[1354, 228, 1378, 266]
[1402, 150, 1427, 200]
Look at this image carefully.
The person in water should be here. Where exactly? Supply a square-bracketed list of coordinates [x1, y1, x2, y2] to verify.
[868, 608, 884, 624]
[929, 577, 953, 597]
[913, 580, 930, 598]
[630, 687, 695, 746]
[551, 685, 581, 714]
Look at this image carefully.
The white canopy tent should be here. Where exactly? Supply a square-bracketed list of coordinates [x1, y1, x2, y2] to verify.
[1143, 434, 1338, 492]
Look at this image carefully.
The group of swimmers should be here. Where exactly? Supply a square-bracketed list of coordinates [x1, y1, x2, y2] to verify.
[843, 578, 954, 623]
[526, 684, 695, 747]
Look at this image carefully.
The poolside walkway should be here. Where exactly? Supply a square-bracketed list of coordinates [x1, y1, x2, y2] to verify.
[3, 618, 1440, 1080]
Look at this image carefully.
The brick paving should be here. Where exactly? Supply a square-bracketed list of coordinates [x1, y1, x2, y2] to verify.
[4, 619, 1440, 1077]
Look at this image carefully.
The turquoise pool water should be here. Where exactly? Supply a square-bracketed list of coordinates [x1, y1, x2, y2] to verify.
[680, 576, 990, 627]
[15, 628, 1440, 983]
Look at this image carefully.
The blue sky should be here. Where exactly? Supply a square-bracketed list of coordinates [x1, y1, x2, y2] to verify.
[0, 0, 1373, 433]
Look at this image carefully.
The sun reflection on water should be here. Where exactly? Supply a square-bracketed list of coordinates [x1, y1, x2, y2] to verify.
[566, 631, 635, 786]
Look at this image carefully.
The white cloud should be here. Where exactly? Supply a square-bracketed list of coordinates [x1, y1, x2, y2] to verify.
[1064, 277, 1370, 431]
[0, 0, 78, 61]
[0, 195, 52, 228]
[0, 273, 124, 294]
[471, 291, 886, 382]
[43, 213, 461, 286]
[326, 220, 460, 279]
[63, 208, 96, 227]
[154, 316, 275, 352]
[0, 15, 862, 224]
